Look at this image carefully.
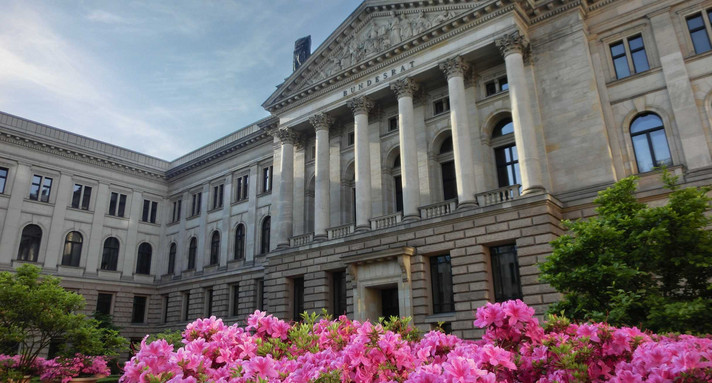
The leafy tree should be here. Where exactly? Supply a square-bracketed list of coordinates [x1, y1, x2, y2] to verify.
[0, 264, 127, 373]
[539, 172, 712, 333]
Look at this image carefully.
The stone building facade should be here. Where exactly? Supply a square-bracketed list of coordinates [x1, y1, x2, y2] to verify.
[1, 0, 712, 342]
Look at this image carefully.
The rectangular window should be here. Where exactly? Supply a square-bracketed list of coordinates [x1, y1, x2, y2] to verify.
[687, 12, 712, 54]
[163, 295, 169, 324]
[610, 35, 650, 80]
[232, 283, 240, 317]
[108, 192, 127, 217]
[71, 184, 92, 210]
[262, 166, 273, 193]
[29, 175, 53, 202]
[388, 116, 398, 132]
[191, 192, 202, 217]
[292, 277, 304, 321]
[347, 131, 355, 147]
[0, 167, 7, 194]
[235, 175, 249, 201]
[183, 291, 191, 322]
[205, 288, 214, 317]
[212, 184, 224, 210]
[172, 199, 182, 222]
[332, 271, 347, 316]
[491, 244, 523, 302]
[485, 76, 508, 96]
[430, 254, 454, 314]
[142, 199, 158, 223]
[95, 293, 113, 316]
[131, 296, 147, 324]
[433, 97, 450, 115]
[310, 144, 316, 160]
[255, 278, 265, 311]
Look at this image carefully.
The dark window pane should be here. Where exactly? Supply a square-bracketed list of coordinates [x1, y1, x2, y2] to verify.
[499, 76, 509, 91]
[29, 175, 41, 200]
[430, 255, 454, 313]
[261, 217, 271, 254]
[96, 293, 113, 315]
[109, 193, 118, 215]
[439, 137, 453, 154]
[493, 118, 513, 137]
[81, 186, 92, 210]
[687, 14, 712, 54]
[332, 271, 347, 316]
[613, 56, 631, 79]
[441, 161, 457, 200]
[394, 175, 403, 213]
[18, 224, 42, 262]
[491, 245, 522, 302]
[235, 224, 245, 260]
[292, 277, 304, 321]
[0, 167, 7, 194]
[631, 50, 649, 73]
[101, 237, 119, 271]
[62, 231, 82, 267]
[131, 296, 147, 323]
[168, 243, 176, 274]
[72, 184, 82, 208]
[485, 81, 496, 96]
[232, 283, 240, 317]
[188, 238, 197, 270]
[41, 177, 52, 202]
[136, 243, 152, 275]
[118, 194, 127, 217]
[210, 232, 220, 265]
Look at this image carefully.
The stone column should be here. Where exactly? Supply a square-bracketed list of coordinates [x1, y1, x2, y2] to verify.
[347, 96, 374, 231]
[496, 31, 545, 194]
[439, 56, 478, 207]
[275, 128, 299, 248]
[309, 112, 333, 240]
[391, 78, 421, 221]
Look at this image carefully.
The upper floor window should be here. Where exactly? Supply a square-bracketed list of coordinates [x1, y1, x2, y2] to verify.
[388, 116, 399, 132]
[430, 254, 454, 314]
[260, 216, 271, 255]
[610, 34, 650, 79]
[18, 224, 42, 262]
[205, 288, 214, 317]
[101, 237, 120, 271]
[686, 11, 712, 54]
[492, 118, 521, 188]
[136, 243, 152, 275]
[131, 296, 147, 324]
[190, 192, 202, 217]
[234, 223, 245, 260]
[630, 113, 672, 173]
[29, 175, 52, 203]
[188, 237, 197, 270]
[485, 76, 508, 97]
[142, 199, 158, 223]
[212, 184, 224, 210]
[438, 136, 457, 201]
[61, 231, 83, 267]
[171, 199, 182, 223]
[491, 244, 522, 302]
[347, 131, 355, 147]
[0, 167, 7, 194]
[262, 166, 273, 193]
[71, 184, 92, 210]
[209, 231, 220, 265]
[108, 192, 127, 218]
[235, 174, 249, 202]
[168, 243, 176, 274]
[433, 96, 450, 115]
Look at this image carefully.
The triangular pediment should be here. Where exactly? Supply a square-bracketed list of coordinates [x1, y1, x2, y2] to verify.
[262, 0, 479, 113]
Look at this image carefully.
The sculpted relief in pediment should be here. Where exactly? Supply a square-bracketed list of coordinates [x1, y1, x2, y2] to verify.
[300, 9, 463, 89]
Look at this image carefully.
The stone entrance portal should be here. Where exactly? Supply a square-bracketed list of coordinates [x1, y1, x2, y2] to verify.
[344, 247, 414, 321]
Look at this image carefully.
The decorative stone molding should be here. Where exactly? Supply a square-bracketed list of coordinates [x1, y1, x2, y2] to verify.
[347, 96, 375, 115]
[390, 78, 419, 99]
[495, 30, 529, 58]
[309, 113, 334, 132]
[439, 56, 470, 79]
[276, 128, 301, 145]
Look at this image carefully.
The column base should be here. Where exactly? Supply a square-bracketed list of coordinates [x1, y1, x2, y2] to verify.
[276, 243, 290, 250]
[402, 214, 420, 223]
[521, 185, 546, 196]
[354, 225, 371, 233]
[313, 234, 328, 242]
[456, 200, 478, 211]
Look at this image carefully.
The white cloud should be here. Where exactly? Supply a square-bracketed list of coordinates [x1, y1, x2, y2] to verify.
[86, 9, 130, 24]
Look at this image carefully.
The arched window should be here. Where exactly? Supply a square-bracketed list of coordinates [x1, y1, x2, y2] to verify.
[260, 216, 271, 255]
[17, 224, 42, 262]
[168, 243, 176, 274]
[101, 237, 120, 271]
[136, 243, 152, 275]
[188, 237, 197, 270]
[438, 136, 457, 201]
[234, 224, 245, 260]
[492, 118, 521, 188]
[305, 176, 315, 233]
[631, 113, 672, 173]
[61, 231, 83, 267]
[392, 154, 403, 213]
[210, 231, 220, 265]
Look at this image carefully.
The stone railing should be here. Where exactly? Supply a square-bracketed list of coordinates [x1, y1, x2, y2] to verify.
[370, 212, 403, 230]
[289, 232, 314, 247]
[476, 184, 521, 207]
[419, 199, 457, 219]
[327, 224, 354, 240]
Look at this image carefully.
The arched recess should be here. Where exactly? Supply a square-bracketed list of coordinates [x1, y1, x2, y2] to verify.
[259, 215, 271, 255]
[101, 236, 120, 271]
[234, 223, 246, 260]
[431, 130, 456, 202]
[383, 146, 402, 214]
[136, 242, 152, 275]
[621, 106, 679, 174]
[18, 224, 42, 262]
[61, 231, 84, 267]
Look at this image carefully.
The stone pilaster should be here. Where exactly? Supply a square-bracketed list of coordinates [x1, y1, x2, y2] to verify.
[347, 96, 374, 231]
[309, 112, 334, 240]
[391, 78, 421, 221]
[275, 128, 300, 249]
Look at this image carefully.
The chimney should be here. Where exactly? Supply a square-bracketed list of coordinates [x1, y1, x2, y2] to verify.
[293, 36, 311, 72]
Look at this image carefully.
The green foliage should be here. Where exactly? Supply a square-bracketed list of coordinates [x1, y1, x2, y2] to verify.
[146, 329, 184, 351]
[539, 172, 712, 333]
[0, 264, 127, 373]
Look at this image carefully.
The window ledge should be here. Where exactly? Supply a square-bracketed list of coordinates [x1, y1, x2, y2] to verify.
[24, 198, 54, 206]
[476, 90, 509, 106]
[186, 214, 201, 221]
[167, 220, 180, 227]
[66, 206, 93, 213]
[98, 269, 123, 280]
[139, 221, 160, 226]
[208, 207, 224, 213]
[232, 198, 249, 206]
[425, 312, 457, 323]
[380, 129, 399, 139]
[105, 214, 129, 220]
[426, 111, 451, 123]
[684, 48, 712, 62]
[257, 191, 272, 197]
[605, 66, 662, 86]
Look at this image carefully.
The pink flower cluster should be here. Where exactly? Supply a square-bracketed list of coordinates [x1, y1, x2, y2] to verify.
[40, 354, 110, 383]
[121, 300, 712, 383]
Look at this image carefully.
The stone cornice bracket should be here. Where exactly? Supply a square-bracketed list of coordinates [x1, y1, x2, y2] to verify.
[495, 30, 529, 58]
[439, 56, 470, 79]
[276, 128, 301, 145]
[390, 78, 420, 99]
[347, 96, 374, 116]
[309, 112, 334, 132]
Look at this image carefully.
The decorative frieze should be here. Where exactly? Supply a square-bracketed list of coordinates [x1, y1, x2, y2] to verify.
[390, 78, 419, 99]
[347, 96, 375, 115]
[439, 56, 470, 79]
[309, 113, 334, 132]
[495, 31, 529, 58]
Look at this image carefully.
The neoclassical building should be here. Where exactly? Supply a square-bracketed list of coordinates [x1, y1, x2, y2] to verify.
[1, 0, 712, 344]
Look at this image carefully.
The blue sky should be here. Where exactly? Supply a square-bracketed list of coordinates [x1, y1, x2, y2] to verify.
[0, 0, 363, 160]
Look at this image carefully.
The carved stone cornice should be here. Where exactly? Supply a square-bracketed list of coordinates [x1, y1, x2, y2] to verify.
[347, 96, 375, 116]
[276, 128, 301, 146]
[439, 56, 469, 79]
[390, 78, 419, 99]
[309, 113, 334, 132]
[496, 30, 529, 58]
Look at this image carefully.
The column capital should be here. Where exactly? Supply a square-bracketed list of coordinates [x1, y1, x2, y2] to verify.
[309, 112, 334, 132]
[276, 128, 301, 145]
[439, 56, 469, 79]
[347, 96, 374, 115]
[390, 78, 419, 99]
[495, 31, 529, 58]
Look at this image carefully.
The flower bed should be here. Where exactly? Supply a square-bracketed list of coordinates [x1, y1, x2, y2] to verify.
[121, 300, 712, 382]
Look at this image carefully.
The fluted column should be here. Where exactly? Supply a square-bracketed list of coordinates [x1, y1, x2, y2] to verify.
[309, 112, 333, 240]
[391, 78, 421, 221]
[275, 128, 299, 248]
[496, 31, 544, 194]
[347, 96, 374, 231]
[439, 56, 477, 207]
